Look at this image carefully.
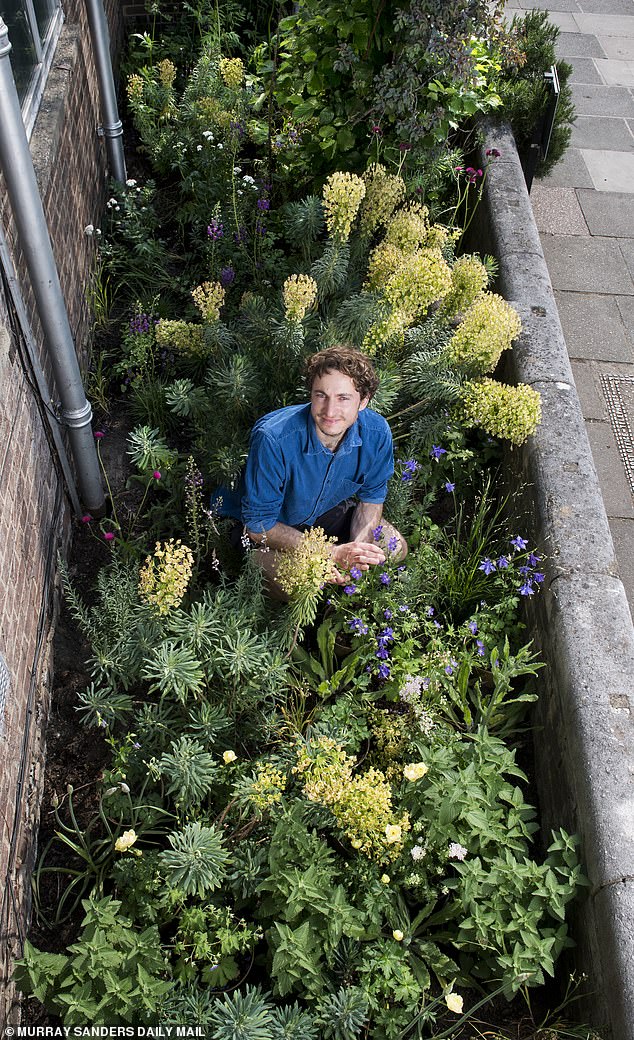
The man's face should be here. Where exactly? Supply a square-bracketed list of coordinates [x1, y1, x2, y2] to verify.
[310, 368, 369, 449]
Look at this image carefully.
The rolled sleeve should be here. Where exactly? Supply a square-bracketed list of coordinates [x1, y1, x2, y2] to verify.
[356, 425, 394, 504]
[240, 429, 286, 534]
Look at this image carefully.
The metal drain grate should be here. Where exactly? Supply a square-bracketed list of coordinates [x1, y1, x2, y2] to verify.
[0, 652, 9, 736]
[601, 375, 634, 497]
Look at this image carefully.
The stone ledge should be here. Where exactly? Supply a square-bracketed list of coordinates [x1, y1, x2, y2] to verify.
[476, 120, 634, 1040]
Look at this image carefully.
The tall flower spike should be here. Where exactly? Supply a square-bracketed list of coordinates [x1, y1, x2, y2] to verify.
[322, 172, 366, 243]
[282, 273, 318, 322]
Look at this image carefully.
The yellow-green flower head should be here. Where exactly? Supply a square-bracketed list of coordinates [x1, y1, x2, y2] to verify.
[385, 202, 430, 253]
[322, 172, 366, 243]
[191, 280, 225, 322]
[359, 163, 407, 238]
[362, 308, 409, 357]
[139, 539, 194, 615]
[383, 249, 452, 318]
[445, 293, 522, 374]
[422, 224, 451, 251]
[248, 763, 287, 810]
[127, 73, 144, 104]
[366, 242, 405, 291]
[114, 829, 138, 853]
[155, 319, 206, 357]
[282, 273, 318, 322]
[458, 378, 542, 445]
[440, 254, 489, 318]
[158, 58, 176, 88]
[219, 56, 244, 89]
[276, 526, 336, 596]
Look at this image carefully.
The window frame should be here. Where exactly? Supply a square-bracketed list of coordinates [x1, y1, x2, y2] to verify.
[2, 0, 65, 138]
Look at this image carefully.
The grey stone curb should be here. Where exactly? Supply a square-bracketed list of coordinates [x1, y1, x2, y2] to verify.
[474, 121, 634, 1040]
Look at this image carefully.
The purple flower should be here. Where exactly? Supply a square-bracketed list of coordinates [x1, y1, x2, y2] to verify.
[94, 430, 105, 439]
[153, 470, 161, 480]
[511, 535, 528, 551]
[378, 663, 391, 679]
[81, 514, 92, 524]
[257, 197, 270, 211]
[220, 266, 235, 287]
[519, 581, 534, 596]
[207, 219, 224, 240]
[104, 531, 115, 542]
[486, 148, 501, 158]
[528, 552, 541, 566]
[445, 664, 454, 676]
[497, 556, 509, 569]
[476, 640, 485, 657]
[376, 647, 389, 660]
[468, 621, 478, 634]
[445, 481, 455, 492]
[384, 609, 393, 620]
[350, 565, 362, 580]
[401, 472, 414, 483]
[533, 572, 545, 583]
[387, 536, 398, 553]
[381, 627, 394, 641]
[403, 459, 419, 473]
[430, 445, 446, 461]
[426, 607, 435, 617]
[371, 124, 382, 135]
[373, 525, 383, 541]
[344, 584, 357, 596]
[380, 573, 391, 586]
[133, 742, 141, 750]
[398, 604, 409, 613]
[478, 557, 496, 576]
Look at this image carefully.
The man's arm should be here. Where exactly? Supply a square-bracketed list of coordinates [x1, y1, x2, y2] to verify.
[246, 522, 304, 551]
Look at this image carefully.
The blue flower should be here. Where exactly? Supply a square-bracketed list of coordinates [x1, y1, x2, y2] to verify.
[401, 472, 414, 483]
[533, 572, 545, 583]
[445, 664, 454, 675]
[445, 481, 456, 492]
[380, 573, 391, 586]
[403, 459, 419, 473]
[399, 604, 409, 613]
[388, 536, 398, 553]
[378, 663, 391, 680]
[468, 621, 478, 634]
[344, 584, 357, 595]
[430, 445, 446, 461]
[479, 557, 496, 576]
[384, 609, 393, 620]
[518, 565, 531, 576]
[519, 581, 534, 596]
[376, 647, 389, 660]
[350, 565, 362, 580]
[373, 525, 384, 541]
[528, 552, 541, 566]
[426, 606, 435, 617]
[380, 627, 394, 641]
[511, 535, 528, 551]
[497, 556, 509, 569]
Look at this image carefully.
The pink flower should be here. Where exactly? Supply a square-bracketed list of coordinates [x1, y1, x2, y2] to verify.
[104, 531, 115, 542]
[81, 514, 93, 524]
[153, 470, 162, 480]
[94, 430, 105, 439]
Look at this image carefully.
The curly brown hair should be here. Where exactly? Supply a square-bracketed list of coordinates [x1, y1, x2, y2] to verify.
[304, 347, 379, 401]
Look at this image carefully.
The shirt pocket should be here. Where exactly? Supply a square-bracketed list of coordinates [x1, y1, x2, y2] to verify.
[336, 478, 363, 501]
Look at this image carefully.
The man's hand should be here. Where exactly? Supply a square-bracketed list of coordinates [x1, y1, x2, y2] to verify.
[329, 539, 386, 583]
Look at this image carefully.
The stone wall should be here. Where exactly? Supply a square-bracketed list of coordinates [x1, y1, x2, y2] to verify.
[0, 0, 125, 1022]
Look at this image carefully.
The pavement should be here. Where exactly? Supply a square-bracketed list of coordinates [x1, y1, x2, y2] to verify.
[505, 0, 634, 619]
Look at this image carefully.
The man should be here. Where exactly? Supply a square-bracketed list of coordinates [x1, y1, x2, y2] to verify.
[218, 346, 407, 597]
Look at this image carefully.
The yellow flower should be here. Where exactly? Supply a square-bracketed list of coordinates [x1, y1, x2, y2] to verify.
[158, 59, 176, 88]
[403, 762, 429, 782]
[322, 172, 366, 243]
[276, 527, 336, 596]
[381, 874, 391, 884]
[445, 992, 464, 1014]
[351, 837, 363, 849]
[392, 929, 404, 942]
[359, 164, 406, 238]
[223, 750, 237, 764]
[191, 281, 225, 322]
[139, 539, 194, 615]
[114, 829, 138, 853]
[282, 273, 318, 322]
[445, 293, 522, 374]
[458, 378, 542, 446]
[155, 319, 206, 357]
[219, 56, 244, 89]
[385, 824, 402, 844]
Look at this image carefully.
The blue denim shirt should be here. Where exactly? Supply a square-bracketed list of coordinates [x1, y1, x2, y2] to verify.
[214, 403, 394, 533]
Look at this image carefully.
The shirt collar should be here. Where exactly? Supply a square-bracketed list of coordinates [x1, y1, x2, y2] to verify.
[305, 410, 363, 456]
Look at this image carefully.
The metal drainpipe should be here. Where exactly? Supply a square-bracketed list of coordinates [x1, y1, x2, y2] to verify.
[84, 0, 127, 184]
[0, 18, 105, 514]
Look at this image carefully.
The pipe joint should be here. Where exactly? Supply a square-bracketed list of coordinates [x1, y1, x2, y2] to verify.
[97, 119, 123, 140]
[61, 400, 93, 429]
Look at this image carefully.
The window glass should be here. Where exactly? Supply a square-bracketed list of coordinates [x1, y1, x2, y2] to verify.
[32, 0, 55, 45]
[0, 0, 63, 134]
[1, 2, 38, 100]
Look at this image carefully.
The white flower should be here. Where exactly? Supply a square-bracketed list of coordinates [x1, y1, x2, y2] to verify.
[107, 197, 118, 206]
[381, 874, 390, 884]
[242, 174, 255, 184]
[202, 131, 214, 140]
[84, 224, 94, 236]
[392, 929, 404, 942]
[385, 824, 402, 844]
[403, 761, 428, 782]
[411, 844, 426, 861]
[95, 228, 102, 236]
[217, 143, 224, 150]
[114, 828, 138, 853]
[445, 992, 464, 1014]
[197, 145, 202, 151]
[234, 166, 242, 174]
[126, 178, 137, 187]
[448, 842, 468, 861]
[222, 750, 237, 764]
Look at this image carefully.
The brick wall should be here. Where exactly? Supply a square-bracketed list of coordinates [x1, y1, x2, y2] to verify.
[0, 0, 126, 1022]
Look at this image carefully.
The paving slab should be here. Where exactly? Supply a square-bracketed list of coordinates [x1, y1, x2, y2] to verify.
[572, 82, 634, 116]
[618, 238, 634, 284]
[569, 57, 604, 83]
[554, 290, 634, 360]
[576, 14, 634, 36]
[557, 32, 607, 58]
[585, 419, 634, 517]
[594, 57, 634, 86]
[576, 188, 634, 235]
[541, 235, 634, 292]
[581, 148, 634, 191]
[531, 184, 589, 233]
[578, 0, 634, 13]
[570, 358, 609, 418]
[598, 36, 634, 60]
[539, 147, 594, 187]
[570, 114, 634, 149]
[609, 518, 634, 609]
[616, 295, 634, 342]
